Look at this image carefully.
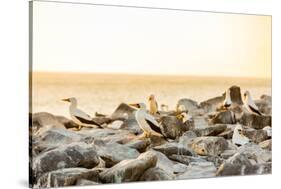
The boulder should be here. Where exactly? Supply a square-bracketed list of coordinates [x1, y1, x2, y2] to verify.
[80, 128, 136, 144]
[121, 118, 143, 134]
[160, 116, 188, 139]
[76, 179, 99, 186]
[31, 112, 65, 134]
[169, 155, 207, 165]
[140, 167, 174, 181]
[35, 168, 100, 188]
[124, 139, 150, 153]
[210, 111, 236, 125]
[217, 128, 234, 139]
[220, 149, 237, 159]
[190, 137, 228, 156]
[32, 143, 100, 179]
[176, 162, 216, 179]
[200, 96, 224, 113]
[237, 143, 271, 164]
[259, 139, 272, 151]
[227, 86, 243, 105]
[217, 153, 271, 176]
[241, 127, 268, 143]
[153, 142, 193, 157]
[193, 116, 209, 129]
[255, 95, 272, 115]
[106, 120, 124, 129]
[110, 103, 135, 120]
[93, 140, 140, 167]
[32, 128, 81, 155]
[193, 124, 227, 137]
[178, 131, 197, 147]
[239, 113, 271, 129]
[176, 98, 199, 112]
[55, 115, 79, 129]
[99, 151, 157, 183]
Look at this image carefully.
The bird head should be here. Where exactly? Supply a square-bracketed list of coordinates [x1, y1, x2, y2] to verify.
[243, 91, 250, 100]
[129, 103, 146, 110]
[148, 94, 155, 101]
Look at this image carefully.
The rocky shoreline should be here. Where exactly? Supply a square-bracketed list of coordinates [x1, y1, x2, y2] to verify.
[30, 86, 272, 188]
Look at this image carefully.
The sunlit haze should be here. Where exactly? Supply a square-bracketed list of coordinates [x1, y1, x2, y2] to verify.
[32, 1, 271, 78]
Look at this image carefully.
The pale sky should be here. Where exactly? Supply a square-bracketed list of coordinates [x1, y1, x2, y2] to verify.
[32, 1, 271, 78]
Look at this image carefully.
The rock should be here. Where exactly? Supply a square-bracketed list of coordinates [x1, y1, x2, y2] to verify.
[241, 127, 268, 143]
[176, 98, 199, 112]
[259, 139, 272, 151]
[169, 155, 207, 165]
[200, 96, 224, 113]
[32, 143, 100, 179]
[35, 168, 100, 188]
[263, 126, 272, 138]
[31, 112, 65, 134]
[193, 124, 227, 136]
[99, 151, 157, 183]
[178, 131, 197, 147]
[55, 115, 79, 129]
[92, 117, 113, 126]
[140, 167, 174, 181]
[107, 120, 124, 129]
[193, 116, 209, 129]
[124, 139, 150, 153]
[239, 113, 271, 129]
[177, 162, 216, 179]
[159, 116, 188, 139]
[121, 118, 143, 134]
[255, 95, 272, 115]
[110, 103, 135, 120]
[33, 128, 81, 155]
[190, 137, 228, 156]
[238, 143, 272, 164]
[227, 86, 243, 105]
[210, 111, 236, 125]
[217, 153, 271, 176]
[217, 127, 234, 139]
[93, 140, 140, 167]
[153, 142, 193, 157]
[76, 179, 99, 186]
[220, 149, 237, 159]
[80, 128, 136, 144]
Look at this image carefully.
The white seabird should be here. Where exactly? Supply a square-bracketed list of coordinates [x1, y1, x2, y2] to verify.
[176, 112, 193, 123]
[129, 103, 163, 138]
[232, 124, 251, 146]
[148, 94, 159, 115]
[62, 97, 102, 130]
[243, 91, 262, 116]
[223, 88, 232, 109]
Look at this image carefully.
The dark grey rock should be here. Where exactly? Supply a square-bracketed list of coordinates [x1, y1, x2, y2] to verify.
[99, 151, 157, 183]
[238, 143, 271, 163]
[76, 179, 99, 186]
[176, 162, 216, 179]
[210, 111, 236, 125]
[140, 167, 174, 181]
[160, 116, 188, 139]
[32, 143, 100, 179]
[93, 140, 140, 167]
[193, 124, 227, 136]
[176, 98, 199, 112]
[241, 127, 268, 143]
[55, 115, 79, 129]
[169, 155, 207, 165]
[153, 142, 193, 157]
[239, 113, 271, 129]
[124, 139, 150, 153]
[110, 103, 136, 120]
[200, 96, 224, 113]
[35, 168, 100, 188]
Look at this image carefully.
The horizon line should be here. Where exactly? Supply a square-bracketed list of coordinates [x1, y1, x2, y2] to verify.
[32, 71, 271, 80]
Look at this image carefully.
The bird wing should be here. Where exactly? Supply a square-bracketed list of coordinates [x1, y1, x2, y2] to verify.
[248, 105, 262, 116]
[73, 108, 92, 120]
[144, 118, 162, 134]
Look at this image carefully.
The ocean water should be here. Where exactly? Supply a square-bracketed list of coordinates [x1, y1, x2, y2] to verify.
[32, 72, 271, 118]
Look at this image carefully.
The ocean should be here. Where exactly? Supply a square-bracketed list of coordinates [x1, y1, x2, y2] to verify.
[32, 72, 271, 117]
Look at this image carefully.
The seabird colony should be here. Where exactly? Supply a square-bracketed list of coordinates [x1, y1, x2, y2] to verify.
[62, 89, 263, 138]
[62, 97, 102, 130]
